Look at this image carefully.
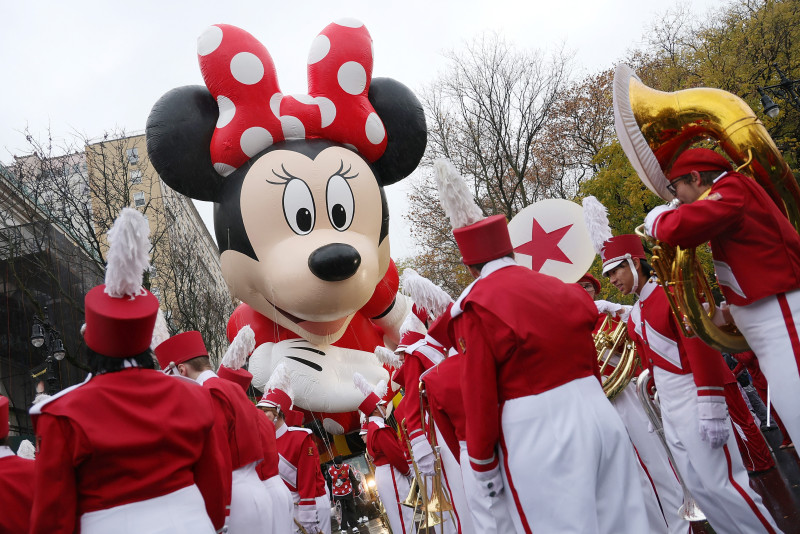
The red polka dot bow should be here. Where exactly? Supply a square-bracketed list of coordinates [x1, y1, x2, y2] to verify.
[197, 20, 388, 177]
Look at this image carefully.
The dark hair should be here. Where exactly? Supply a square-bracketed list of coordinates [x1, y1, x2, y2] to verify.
[182, 356, 212, 373]
[0, 437, 8, 447]
[639, 259, 654, 278]
[87, 348, 157, 375]
[466, 252, 515, 272]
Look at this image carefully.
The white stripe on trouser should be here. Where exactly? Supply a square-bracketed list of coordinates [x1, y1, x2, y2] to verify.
[730, 290, 800, 446]
[459, 443, 516, 534]
[229, 461, 274, 533]
[290, 491, 332, 534]
[80, 484, 215, 534]
[612, 381, 690, 534]
[262, 474, 294, 534]
[374, 463, 414, 534]
[435, 427, 475, 534]
[653, 368, 780, 534]
[499, 376, 649, 534]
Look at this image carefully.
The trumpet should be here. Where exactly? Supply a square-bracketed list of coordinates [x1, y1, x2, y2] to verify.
[636, 369, 705, 522]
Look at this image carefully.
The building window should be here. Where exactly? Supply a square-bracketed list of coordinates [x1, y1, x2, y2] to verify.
[127, 148, 139, 165]
[133, 191, 145, 207]
[130, 170, 143, 185]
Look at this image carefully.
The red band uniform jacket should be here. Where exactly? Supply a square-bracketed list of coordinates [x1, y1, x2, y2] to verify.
[452, 264, 600, 474]
[422, 354, 468, 462]
[275, 424, 327, 520]
[395, 340, 444, 444]
[627, 280, 728, 401]
[650, 171, 800, 305]
[366, 418, 411, 476]
[29, 369, 228, 533]
[0, 446, 35, 534]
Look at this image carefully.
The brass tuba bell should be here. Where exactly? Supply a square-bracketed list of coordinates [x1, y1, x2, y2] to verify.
[401, 476, 421, 508]
[595, 315, 640, 400]
[613, 64, 800, 353]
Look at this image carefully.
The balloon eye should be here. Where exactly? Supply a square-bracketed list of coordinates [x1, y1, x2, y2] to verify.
[283, 179, 315, 235]
[326, 175, 354, 231]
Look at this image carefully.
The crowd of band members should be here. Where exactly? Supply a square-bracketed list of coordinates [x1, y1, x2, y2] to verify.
[2, 146, 800, 534]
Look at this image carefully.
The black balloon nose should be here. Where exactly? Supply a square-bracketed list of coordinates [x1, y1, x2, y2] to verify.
[308, 243, 362, 282]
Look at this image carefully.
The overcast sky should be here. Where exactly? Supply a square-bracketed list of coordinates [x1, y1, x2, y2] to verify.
[0, 0, 720, 259]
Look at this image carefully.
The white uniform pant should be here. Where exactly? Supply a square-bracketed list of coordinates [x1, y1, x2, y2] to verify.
[230, 462, 274, 533]
[459, 442, 516, 534]
[290, 491, 331, 534]
[499, 375, 649, 534]
[730, 290, 800, 446]
[80, 484, 215, 534]
[436, 427, 475, 534]
[375, 463, 414, 534]
[653, 368, 781, 534]
[262, 474, 294, 534]
[612, 381, 690, 534]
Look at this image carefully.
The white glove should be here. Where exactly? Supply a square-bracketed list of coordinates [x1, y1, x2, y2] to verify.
[595, 300, 623, 316]
[473, 465, 504, 498]
[702, 302, 730, 327]
[619, 305, 633, 323]
[697, 399, 730, 449]
[644, 204, 676, 238]
[411, 436, 436, 476]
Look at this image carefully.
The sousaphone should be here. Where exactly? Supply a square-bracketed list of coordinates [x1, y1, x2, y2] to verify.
[613, 65, 800, 352]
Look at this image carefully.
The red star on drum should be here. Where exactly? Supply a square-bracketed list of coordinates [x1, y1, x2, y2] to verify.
[508, 199, 595, 282]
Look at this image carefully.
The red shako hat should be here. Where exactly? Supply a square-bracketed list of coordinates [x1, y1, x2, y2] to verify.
[668, 148, 732, 180]
[601, 235, 646, 274]
[84, 208, 159, 358]
[578, 272, 602, 293]
[285, 408, 305, 427]
[453, 214, 514, 265]
[218, 366, 253, 392]
[154, 331, 208, 369]
[1, 396, 8, 439]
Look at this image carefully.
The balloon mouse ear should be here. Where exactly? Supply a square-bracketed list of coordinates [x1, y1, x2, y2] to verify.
[146, 85, 227, 202]
[368, 77, 427, 187]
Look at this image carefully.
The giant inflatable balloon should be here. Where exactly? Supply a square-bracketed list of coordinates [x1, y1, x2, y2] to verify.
[146, 20, 427, 433]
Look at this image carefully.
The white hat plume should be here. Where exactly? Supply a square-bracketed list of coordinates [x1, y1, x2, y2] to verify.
[353, 372, 388, 399]
[399, 268, 453, 317]
[104, 207, 152, 298]
[221, 325, 256, 371]
[150, 308, 171, 350]
[17, 439, 36, 460]
[582, 196, 613, 255]
[433, 159, 483, 230]
[399, 311, 426, 337]
[265, 362, 293, 399]
[374, 346, 402, 368]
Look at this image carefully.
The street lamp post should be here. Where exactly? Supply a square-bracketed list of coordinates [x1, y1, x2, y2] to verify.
[757, 64, 800, 118]
[29, 307, 66, 395]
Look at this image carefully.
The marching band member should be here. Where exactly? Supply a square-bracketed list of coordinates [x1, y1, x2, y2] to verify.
[353, 372, 414, 534]
[155, 330, 272, 533]
[644, 147, 800, 446]
[603, 231, 782, 533]
[434, 159, 648, 534]
[0, 395, 35, 533]
[583, 197, 690, 534]
[29, 209, 227, 534]
[259, 364, 330, 534]
[216, 325, 294, 534]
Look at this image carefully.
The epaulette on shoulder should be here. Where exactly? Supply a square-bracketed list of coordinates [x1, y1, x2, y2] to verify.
[288, 426, 313, 435]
